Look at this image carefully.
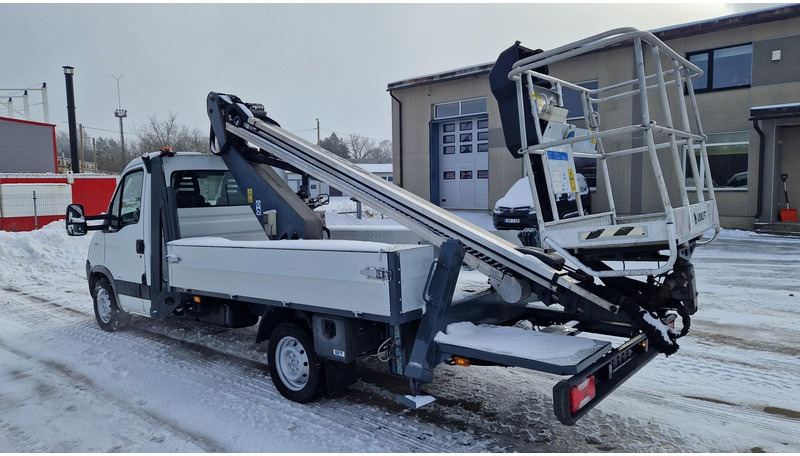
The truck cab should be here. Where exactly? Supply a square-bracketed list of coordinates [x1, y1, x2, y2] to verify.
[80, 152, 266, 320]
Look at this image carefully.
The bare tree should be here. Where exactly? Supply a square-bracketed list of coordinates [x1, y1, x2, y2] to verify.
[133, 112, 209, 155]
[346, 134, 376, 162]
[366, 139, 392, 163]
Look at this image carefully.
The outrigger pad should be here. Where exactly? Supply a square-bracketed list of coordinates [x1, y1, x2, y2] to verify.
[396, 394, 436, 409]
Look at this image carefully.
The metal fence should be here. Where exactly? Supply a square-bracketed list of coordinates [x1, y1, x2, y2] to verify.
[0, 191, 72, 231]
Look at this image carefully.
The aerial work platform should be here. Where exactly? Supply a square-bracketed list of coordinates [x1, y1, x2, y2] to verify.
[491, 28, 720, 278]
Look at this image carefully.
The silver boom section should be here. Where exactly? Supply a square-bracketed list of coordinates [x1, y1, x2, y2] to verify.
[227, 118, 617, 311]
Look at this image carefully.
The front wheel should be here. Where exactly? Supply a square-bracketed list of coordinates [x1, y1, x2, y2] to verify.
[267, 322, 325, 403]
[93, 278, 131, 332]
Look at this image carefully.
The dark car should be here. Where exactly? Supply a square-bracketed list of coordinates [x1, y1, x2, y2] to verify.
[493, 174, 591, 230]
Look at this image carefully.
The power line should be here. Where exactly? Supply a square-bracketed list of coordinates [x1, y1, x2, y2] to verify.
[56, 121, 140, 137]
[319, 128, 389, 143]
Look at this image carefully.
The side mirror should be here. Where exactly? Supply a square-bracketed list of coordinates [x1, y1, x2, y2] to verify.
[66, 204, 87, 236]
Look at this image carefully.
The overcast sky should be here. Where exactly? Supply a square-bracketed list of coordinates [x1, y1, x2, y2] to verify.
[1, 2, 780, 146]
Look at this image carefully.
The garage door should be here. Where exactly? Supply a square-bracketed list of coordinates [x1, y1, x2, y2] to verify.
[438, 116, 489, 210]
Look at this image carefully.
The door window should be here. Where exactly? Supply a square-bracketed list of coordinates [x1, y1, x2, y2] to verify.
[108, 169, 144, 230]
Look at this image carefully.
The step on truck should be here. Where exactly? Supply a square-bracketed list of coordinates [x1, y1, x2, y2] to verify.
[65, 28, 718, 425]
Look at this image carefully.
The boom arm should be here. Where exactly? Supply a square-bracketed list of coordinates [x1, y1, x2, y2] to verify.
[205, 92, 684, 355]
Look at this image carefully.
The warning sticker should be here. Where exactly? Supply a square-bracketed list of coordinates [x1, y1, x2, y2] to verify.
[247, 188, 253, 203]
[546, 150, 577, 194]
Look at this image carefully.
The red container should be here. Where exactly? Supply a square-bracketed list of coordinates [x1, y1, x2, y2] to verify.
[780, 208, 798, 222]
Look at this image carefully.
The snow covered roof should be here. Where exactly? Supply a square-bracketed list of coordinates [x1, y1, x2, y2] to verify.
[750, 103, 800, 120]
[286, 163, 392, 176]
[0, 172, 113, 179]
[356, 163, 393, 174]
[388, 62, 493, 91]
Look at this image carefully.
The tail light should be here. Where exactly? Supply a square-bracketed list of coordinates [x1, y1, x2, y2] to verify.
[570, 375, 596, 413]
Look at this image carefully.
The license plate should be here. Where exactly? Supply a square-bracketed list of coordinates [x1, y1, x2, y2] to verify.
[504, 218, 520, 224]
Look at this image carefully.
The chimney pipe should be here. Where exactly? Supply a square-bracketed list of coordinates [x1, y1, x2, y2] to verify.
[63, 66, 80, 174]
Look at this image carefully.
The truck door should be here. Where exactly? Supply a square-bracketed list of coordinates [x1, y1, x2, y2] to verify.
[103, 168, 148, 315]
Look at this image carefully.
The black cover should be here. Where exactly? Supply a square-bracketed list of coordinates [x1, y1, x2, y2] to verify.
[489, 42, 556, 221]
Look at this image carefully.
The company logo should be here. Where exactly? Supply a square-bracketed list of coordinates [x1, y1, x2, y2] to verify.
[693, 210, 707, 224]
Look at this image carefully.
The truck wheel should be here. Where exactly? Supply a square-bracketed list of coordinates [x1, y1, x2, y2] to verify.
[93, 278, 131, 332]
[267, 322, 324, 403]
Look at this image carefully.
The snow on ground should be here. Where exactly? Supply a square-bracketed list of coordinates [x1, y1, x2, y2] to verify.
[1, 204, 799, 452]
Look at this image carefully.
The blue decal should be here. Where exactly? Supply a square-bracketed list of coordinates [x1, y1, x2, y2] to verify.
[547, 150, 569, 161]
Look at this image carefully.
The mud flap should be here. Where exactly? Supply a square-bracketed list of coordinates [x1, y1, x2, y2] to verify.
[324, 359, 357, 395]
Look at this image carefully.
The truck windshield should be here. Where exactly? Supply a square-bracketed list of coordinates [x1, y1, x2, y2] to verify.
[171, 170, 248, 208]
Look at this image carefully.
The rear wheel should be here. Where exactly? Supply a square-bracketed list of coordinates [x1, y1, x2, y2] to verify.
[267, 322, 324, 403]
[93, 278, 131, 332]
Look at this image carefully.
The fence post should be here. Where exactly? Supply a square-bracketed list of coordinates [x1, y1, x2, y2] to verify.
[33, 191, 38, 229]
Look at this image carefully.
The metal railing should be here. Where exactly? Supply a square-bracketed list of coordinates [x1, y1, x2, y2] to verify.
[507, 28, 720, 277]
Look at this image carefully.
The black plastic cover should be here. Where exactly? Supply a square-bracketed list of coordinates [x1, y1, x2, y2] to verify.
[489, 43, 557, 222]
[489, 41, 550, 159]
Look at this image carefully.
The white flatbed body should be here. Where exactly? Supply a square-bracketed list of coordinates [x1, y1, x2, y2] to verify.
[166, 237, 434, 319]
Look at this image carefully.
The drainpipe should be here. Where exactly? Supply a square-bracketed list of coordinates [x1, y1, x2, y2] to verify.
[751, 118, 765, 221]
[390, 90, 403, 187]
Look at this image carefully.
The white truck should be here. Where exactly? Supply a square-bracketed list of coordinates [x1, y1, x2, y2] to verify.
[65, 28, 718, 425]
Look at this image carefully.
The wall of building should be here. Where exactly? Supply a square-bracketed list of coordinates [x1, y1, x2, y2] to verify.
[390, 10, 800, 229]
[392, 74, 528, 207]
[0, 117, 57, 174]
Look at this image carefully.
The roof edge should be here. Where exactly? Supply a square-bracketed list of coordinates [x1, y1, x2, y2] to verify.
[750, 102, 800, 120]
[0, 116, 56, 128]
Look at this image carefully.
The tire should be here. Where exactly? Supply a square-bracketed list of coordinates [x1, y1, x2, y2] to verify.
[93, 278, 131, 332]
[267, 322, 325, 403]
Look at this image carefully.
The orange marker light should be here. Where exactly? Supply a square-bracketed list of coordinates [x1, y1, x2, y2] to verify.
[452, 357, 470, 367]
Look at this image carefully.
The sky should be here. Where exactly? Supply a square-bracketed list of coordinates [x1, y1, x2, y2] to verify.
[0, 2, 783, 146]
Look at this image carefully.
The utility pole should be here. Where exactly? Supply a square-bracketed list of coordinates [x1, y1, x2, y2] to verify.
[316, 118, 321, 146]
[93, 137, 98, 172]
[79, 123, 85, 172]
[111, 74, 127, 164]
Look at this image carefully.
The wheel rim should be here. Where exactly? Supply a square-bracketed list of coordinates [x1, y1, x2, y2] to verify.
[96, 287, 112, 324]
[274, 336, 310, 391]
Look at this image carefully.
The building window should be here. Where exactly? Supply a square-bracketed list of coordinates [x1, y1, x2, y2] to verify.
[687, 44, 752, 92]
[684, 132, 749, 189]
[434, 97, 487, 119]
[562, 80, 598, 120]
